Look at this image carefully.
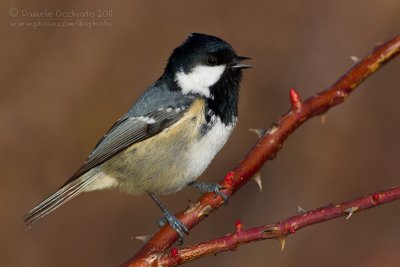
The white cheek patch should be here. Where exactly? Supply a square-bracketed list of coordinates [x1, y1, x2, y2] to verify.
[175, 65, 226, 98]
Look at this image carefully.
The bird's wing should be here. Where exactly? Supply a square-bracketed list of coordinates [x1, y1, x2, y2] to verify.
[63, 99, 193, 186]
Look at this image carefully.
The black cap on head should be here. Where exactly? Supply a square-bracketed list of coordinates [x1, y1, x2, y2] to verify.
[165, 33, 238, 74]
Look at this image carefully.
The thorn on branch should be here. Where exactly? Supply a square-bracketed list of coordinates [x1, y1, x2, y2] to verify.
[278, 237, 286, 251]
[289, 88, 303, 110]
[252, 172, 263, 191]
[184, 200, 200, 214]
[133, 235, 151, 243]
[267, 123, 279, 135]
[344, 206, 359, 220]
[372, 193, 380, 202]
[249, 128, 267, 138]
[375, 41, 384, 48]
[350, 56, 360, 63]
[197, 205, 214, 218]
[297, 206, 307, 214]
[320, 113, 328, 124]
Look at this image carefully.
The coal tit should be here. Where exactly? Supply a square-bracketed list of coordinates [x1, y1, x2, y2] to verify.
[24, 33, 251, 239]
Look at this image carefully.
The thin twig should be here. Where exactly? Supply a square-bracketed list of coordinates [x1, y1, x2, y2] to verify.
[120, 34, 400, 267]
[157, 186, 400, 266]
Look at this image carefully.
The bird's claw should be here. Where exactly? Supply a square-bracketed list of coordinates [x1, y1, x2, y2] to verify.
[214, 190, 228, 205]
[189, 181, 229, 205]
[157, 210, 188, 244]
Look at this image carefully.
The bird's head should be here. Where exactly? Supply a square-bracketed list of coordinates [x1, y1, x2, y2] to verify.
[164, 33, 251, 99]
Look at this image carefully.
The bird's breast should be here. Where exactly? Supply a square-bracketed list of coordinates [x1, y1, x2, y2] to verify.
[183, 114, 236, 181]
[101, 98, 236, 195]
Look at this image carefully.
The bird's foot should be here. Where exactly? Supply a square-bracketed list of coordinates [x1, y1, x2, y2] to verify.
[149, 192, 189, 244]
[189, 181, 228, 204]
[157, 210, 188, 244]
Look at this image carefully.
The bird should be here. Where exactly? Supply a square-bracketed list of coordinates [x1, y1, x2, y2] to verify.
[24, 33, 251, 239]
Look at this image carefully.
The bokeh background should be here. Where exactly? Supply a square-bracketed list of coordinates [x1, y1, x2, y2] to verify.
[1, 1, 400, 266]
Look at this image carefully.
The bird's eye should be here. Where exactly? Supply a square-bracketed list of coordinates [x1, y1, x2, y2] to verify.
[207, 56, 217, 66]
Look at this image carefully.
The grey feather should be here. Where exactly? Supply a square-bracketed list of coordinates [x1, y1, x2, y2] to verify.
[67, 84, 195, 182]
[24, 170, 102, 227]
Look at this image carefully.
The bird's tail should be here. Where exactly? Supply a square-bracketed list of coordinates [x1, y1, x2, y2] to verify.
[24, 171, 101, 228]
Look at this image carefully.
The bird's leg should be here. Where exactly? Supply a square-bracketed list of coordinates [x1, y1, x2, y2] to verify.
[148, 193, 188, 243]
[188, 181, 228, 204]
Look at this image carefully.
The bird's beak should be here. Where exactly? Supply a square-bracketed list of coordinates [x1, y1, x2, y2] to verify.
[231, 56, 252, 69]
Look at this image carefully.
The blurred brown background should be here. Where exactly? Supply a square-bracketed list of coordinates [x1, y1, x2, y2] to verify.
[1, 0, 400, 266]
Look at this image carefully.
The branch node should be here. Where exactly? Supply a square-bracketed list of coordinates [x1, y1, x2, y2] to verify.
[372, 193, 380, 202]
[235, 219, 244, 232]
[170, 247, 181, 263]
[336, 90, 348, 101]
[263, 225, 279, 234]
[145, 254, 158, 266]
[289, 87, 303, 110]
[224, 171, 235, 186]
